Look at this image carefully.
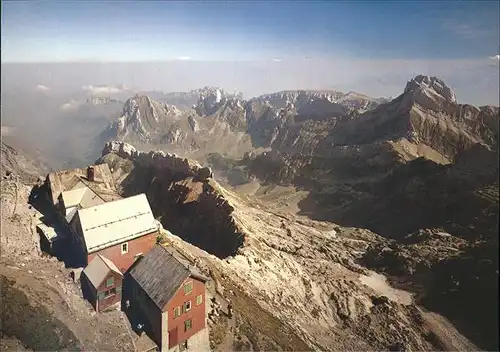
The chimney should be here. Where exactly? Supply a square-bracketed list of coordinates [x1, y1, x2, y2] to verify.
[87, 166, 95, 182]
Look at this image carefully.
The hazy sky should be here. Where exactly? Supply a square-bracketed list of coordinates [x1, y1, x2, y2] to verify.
[2, 1, 499, 62]
[1, 1, 499, 104]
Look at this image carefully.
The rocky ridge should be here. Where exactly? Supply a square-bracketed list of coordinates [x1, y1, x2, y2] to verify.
[102, 86, 388, 159]
[140, 86, 243, 110]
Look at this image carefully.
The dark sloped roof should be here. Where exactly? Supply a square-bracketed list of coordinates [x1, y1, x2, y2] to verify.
[129, 245, 192, 310]
[163, 247, 210, 283]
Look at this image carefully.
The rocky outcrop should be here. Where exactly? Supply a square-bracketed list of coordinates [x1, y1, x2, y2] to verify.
[243, 90, 386, 149]
[102, 141, 212, 180]
[195, 88, 225, 116]
[253, 90, 386, 114]
[404, 75, 457, 105]
[1, 141, 50, 182]
[239, 75, 498, 193]
[188, 115, 199, 132]
[99, 141, 243, 258]
[110, 95, 184, 143]
[143, 87, 243, 110]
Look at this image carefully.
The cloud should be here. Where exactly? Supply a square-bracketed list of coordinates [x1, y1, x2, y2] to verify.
[59, 99, 82, 111]
[81, 84, 126, 95]
[272, 58, 282, 62]
[176, 56, 192, 61]
[35, 84, 50, 91]
[1, 125, 15, 136]
[2, 58, 498, 106]
[489, 54, 500, 61]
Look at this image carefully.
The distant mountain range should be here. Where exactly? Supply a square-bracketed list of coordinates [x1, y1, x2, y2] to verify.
[99, 75, 497, 167]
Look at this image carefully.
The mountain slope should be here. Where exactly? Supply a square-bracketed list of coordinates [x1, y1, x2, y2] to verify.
[0, 140, 50, 181]
[326, 75, 498, 161]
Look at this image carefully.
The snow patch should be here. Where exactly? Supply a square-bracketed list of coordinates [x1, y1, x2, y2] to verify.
[359, 271, 413, 305]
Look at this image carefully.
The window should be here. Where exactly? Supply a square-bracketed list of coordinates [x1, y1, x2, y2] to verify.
[196, 294, 203, 306]
[183, 281, 193, 295]
[179, 340, 188, 352]
[104, 287, 116, 298]
[183, 300, 191, 313]
[121, 242, 128, 254]
[184, 319, 192, 332]
[106, 277, 114, 287]
[174, 306, 181, 318]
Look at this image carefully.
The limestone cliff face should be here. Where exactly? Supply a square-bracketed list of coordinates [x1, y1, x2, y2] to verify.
[328, 75, 498, 160]
[98, 141, 246, 258]
[111, 95, 184, 143]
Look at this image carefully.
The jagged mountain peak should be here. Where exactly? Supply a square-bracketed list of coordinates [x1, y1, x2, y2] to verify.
[123, 94, 180, 113]
[111, 94, 185, 143]
[194, 88, 245, 117]
[190, 86, 243, 100]
[404, 75, 457, 104]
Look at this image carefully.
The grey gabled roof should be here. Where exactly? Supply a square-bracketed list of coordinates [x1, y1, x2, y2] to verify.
[129, 245, 202, 311]
[76, 193, 157, 253]
[83, 255, 122, 289]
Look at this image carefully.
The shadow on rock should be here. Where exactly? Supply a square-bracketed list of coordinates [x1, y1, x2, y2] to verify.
[120, 164, 245, 259]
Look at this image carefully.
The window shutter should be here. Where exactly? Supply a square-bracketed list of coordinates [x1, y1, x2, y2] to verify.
[115, 286, 122, 293]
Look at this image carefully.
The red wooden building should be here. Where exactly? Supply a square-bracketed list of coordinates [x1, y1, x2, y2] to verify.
[124, 245, 209, 352]
[81, 254, 123, 312]
[69, 193, 159, 273]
